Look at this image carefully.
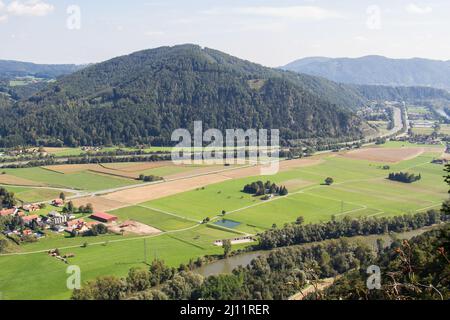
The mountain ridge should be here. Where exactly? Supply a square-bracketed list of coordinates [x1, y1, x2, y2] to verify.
[0, 44, 371, 147]
[282, 55, 450, 89]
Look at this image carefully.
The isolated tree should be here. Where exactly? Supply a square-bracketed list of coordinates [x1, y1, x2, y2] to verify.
[325, 177, 334, 186]
[222, 239, 232, 258]
[59, 192, 66, 201]
[295, 216, 305, 225]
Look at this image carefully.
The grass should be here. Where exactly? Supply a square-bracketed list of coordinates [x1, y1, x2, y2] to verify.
[0, 145, 447, 300]
[110, 206, 197, 231]
[2, 167, 139, 191]
[142, 151, 447, 231]
[0, 228, 230, 300]
[0, 185, 73, 203]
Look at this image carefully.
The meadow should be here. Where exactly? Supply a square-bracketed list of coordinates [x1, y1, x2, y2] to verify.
[2, 167, 140, 191]
[140, 149, 447, 233]
[0, 144, 448, 300]
[0, 225, 234, 300]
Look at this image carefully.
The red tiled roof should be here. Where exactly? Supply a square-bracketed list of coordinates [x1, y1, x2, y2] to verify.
[67, 219, 84, 227]
[90, 212, 117, 221]
[23, 215, 39, 222]
[0, 208, 15, 216]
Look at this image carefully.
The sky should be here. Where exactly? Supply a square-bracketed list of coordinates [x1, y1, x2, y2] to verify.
[0, 0, 449, 67]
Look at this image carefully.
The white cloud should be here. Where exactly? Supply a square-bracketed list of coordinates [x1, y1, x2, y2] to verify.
[0, 15, 7, 23]
[204, 6, 343, 21]
[0, 1, 5, 11]
[7, 0, 54, 17]
[406, 3, 433, 15]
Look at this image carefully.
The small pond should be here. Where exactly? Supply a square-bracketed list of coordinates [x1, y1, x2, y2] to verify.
[214, 219, 241, 229]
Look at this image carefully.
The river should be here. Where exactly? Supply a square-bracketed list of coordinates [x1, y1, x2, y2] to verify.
[195, 226, 435, 277]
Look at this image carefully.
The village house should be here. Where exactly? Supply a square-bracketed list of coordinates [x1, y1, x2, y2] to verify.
[52, 199, 65, 207]
[22, 204, 40, 212]
[90, 212, 118, 223]
[22, 215, 40, 227]
[0, 208, 18, 217]
[43, 212, 69, 229]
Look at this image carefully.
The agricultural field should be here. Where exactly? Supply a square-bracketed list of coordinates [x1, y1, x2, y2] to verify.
[412, 124, 450, 136]
[138, 147, 448, 233]
[0, 185, 73, 203]
[1, 167, 140, 191]
[0, 226, 233, 300]
[0, 144, 448, 300]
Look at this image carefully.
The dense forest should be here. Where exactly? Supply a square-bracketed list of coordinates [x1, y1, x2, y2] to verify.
[313, 224, 450, 300]
[353, 84, 450, 102]
[0, 45, 371, 148]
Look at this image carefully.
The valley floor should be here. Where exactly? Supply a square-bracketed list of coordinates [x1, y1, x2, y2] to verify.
[0, 142, 448, 299]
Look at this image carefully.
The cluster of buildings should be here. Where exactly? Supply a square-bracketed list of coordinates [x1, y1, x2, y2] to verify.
[1, 198, 119, 240]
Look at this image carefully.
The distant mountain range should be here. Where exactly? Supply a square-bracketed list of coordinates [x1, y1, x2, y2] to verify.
[0, 45, 373, 147]
[2, 47, 450, 148]
[282, 56, 450, 90]
[0, 60, 85, 79]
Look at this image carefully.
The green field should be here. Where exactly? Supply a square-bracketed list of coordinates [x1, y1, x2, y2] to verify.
[110, 206, 197, 231]
[0, 226, 233, 300]
[0, 185, 73, 203]
[2, 167, 139, 191]
[141, 151, 447, 232]
[0, 145, 448, 300]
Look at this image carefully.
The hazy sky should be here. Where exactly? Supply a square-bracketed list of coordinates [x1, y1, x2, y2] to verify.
[1, 0, 449, 66]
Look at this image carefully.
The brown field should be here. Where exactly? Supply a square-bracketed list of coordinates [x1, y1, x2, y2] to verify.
[165, 165, 236, 180]
[72, 196, 130, 212]
[341, 147, 426, 163]
[0, 174, 45, 187]
[102, 173, 231, 204]
[108, 220, 162, 236]
[72, 157, 324, 210]
[44, 164, 99, 174]
[105, 161, 172, 172]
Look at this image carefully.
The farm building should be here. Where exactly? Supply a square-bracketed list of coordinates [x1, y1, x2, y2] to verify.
[90, 212, 118, 223]
[22, 215, 40, 226]
[22, 204, 40, 212]
[0, 208, 18, 217]
[52, 199, 64, 207]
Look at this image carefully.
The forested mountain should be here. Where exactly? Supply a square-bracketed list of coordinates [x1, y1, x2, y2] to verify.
[353, 85, 450, 102]
[0, 60, 84, 79]
[0, 45, 372, 147]
[282, 56, 450, 89]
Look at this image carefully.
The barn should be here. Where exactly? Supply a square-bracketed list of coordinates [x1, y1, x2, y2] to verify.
[90, 212, 118, 223]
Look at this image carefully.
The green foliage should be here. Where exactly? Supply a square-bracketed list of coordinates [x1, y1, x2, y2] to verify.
[317, 224, 450, 300]
[0, 45, 366, 147]
[0, 187, 17, 209]
[388, 172, 422, 183]
[258, 210, 449, 249]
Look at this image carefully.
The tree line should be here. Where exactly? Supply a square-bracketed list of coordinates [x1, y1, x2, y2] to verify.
[243, 181, 288, 197]
[388, 172, 422, 183]
[257, 209, 448, 250]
